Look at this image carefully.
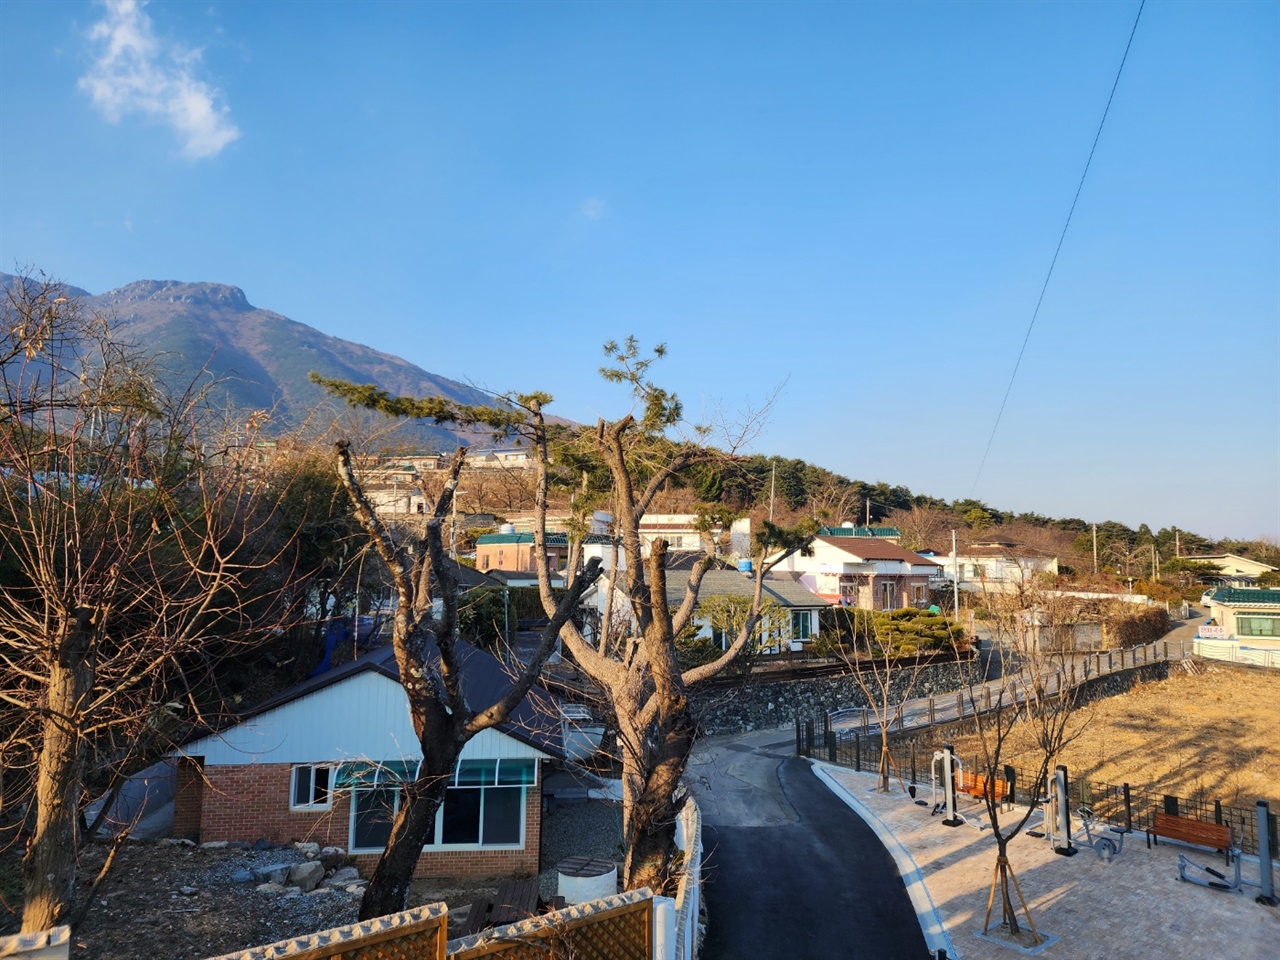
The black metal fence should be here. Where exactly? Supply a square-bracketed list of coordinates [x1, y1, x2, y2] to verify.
[796, 721, 1279, 860]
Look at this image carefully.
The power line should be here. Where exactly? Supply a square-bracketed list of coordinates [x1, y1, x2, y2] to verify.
[970, 0, 1146, 496]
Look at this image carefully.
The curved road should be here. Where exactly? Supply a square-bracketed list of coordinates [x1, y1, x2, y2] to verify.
[688, 728, 929, 959]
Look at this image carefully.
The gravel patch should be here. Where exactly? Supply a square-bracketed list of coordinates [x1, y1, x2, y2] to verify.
[538, 798, 624, 900]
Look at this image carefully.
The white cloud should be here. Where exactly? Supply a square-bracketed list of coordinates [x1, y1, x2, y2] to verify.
[79, 0, 239, 160]
[582, 197, 606, 221]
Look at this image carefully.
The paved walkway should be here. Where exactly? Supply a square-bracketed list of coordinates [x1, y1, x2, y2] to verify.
[816, 763, 1280, 959]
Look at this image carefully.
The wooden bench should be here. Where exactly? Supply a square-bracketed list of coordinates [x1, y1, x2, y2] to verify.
[459, 878, 546, 936]
[1146, 812, 1233, 862]
[957, 770, 1013, 809]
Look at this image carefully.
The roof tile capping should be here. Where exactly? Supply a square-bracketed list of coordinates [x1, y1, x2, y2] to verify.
[1210, 587, 1280, 607]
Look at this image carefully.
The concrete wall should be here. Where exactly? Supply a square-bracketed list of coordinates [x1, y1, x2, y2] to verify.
[691, 660, 978, 736]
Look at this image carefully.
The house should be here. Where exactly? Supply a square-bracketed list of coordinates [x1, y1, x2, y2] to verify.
[768, 536, 941, 610]
[476, 531, 571, 573]
[664, 568, 829, 651]
[1182, 553, 1278, 584]
[927, 541, 1059, 595]
[1202, 587, 1280, 641]
[637, 515, 751, 556]
[172, 640, 564, 879]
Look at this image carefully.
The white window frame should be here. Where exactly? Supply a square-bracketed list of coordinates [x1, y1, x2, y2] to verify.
[290, 764, 335, 811]
[347, 758, 535, 854]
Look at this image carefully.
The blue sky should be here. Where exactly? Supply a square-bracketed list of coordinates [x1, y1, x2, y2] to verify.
[1, 1, 1276, 542]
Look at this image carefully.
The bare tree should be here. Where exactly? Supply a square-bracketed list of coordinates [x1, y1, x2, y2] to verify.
[330, 442, 601, 920]
[315, 338, 814, 896]
[962, 583, 1088, 944]
[0, 275, 294, 932]
[829, 608, 966, 791]
[884, 504, 954, 552]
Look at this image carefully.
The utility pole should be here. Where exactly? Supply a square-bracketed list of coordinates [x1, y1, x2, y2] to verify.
[1175, 528, 1180, 557]
[866, 498, 871, 527]
[1092, 523, 1098, 575]
[952, 529, 961, 622]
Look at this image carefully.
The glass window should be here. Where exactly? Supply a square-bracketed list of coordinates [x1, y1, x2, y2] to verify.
[442, 787, 482, 844]
[456, 759, 497, 786]
[790, 611, 810, 640]
[1238, 616, 1280, 637]
[291, 765, 332, 810]
[497, 759, 537, 786]
[482, 787, 523, 845]
[352, 787, 398, 850]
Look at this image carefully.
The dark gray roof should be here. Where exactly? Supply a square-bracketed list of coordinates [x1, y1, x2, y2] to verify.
[664, 569, 829, 609]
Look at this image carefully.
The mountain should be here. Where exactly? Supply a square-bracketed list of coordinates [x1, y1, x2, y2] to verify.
[2, 273, 495, 449]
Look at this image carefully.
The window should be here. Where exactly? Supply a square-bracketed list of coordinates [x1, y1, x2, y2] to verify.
[912, 584, 927, 605]
[290, 765, 333, 810]
[352, 786, 398, 849]
[345, 758, 535, 852]
[880, 582, 896, 609]
[1237, 616, 1280, 638]
[790, 611, 810, 641]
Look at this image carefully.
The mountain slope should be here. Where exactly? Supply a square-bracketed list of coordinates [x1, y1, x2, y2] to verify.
[2, 273, 493, 449]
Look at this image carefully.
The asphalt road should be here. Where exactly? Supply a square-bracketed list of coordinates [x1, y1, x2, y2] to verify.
[688, 729, 930, 959]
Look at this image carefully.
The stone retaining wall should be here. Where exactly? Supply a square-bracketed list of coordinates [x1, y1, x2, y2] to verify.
[692, 660, 979, 736]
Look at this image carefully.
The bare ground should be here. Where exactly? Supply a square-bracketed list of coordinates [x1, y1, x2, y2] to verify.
[2, 798, 622, 959]
[945, 663, 1280, 808]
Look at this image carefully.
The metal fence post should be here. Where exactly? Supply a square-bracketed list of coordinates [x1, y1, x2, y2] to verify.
[827, 729, 837, 763]
[1123, 783, 1133, 832]
[804, 719, 814, 757]
[854, 733, 861, 772]
[957, 692, 964, 719]
[929, 697, 935, 725]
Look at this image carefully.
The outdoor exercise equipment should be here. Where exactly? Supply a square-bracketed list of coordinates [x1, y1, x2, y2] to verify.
[1076, 806, 1128, 861]
[1026, 765, 1075, 855]
[930, 744, 963, 827]
[1178, 800, 1279, 907]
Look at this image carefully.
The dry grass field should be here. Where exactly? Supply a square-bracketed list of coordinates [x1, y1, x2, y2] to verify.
[945, 664, 1280, 809]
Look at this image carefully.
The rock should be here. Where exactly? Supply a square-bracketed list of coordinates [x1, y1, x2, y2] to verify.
[324, 866, 361, 886]
[256, 882, 289, 894]
[319, 846, 347, 869]
[294, 841, 321, 858]
[252, 838, 271, 851]
[251, 863, 293, 884]
[200, 840, 228, 850]
[161, 838, 196, 847]
[231, 868, 254, 883]
[344, 883, 367, 894]
[179, 886, 198, 896]
[306, 886, 335, 896]
[288, 860, 325, 892]
[281, 888, 302, 899]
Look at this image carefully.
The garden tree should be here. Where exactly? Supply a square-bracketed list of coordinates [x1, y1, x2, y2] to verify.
[0, 275, 297, 932]
[963, 583, 1089, 944]
[329, 441, 602, 920]
[316, 338, 816, 895]
[673, 594, 788, 672]
[822, 607, 966, 791]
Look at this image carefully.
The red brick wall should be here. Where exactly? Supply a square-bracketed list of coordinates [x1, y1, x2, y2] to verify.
[172, 758, 205, 841]
[198, 762, 542, 879]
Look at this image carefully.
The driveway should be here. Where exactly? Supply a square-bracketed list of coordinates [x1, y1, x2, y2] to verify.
[688, 728, 930, 959]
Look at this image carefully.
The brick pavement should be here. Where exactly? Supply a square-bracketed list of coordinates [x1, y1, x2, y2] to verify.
[815, 763, 1280, 960]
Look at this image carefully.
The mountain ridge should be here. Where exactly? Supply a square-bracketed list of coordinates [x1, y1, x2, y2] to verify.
[1, 272, 495, 449]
